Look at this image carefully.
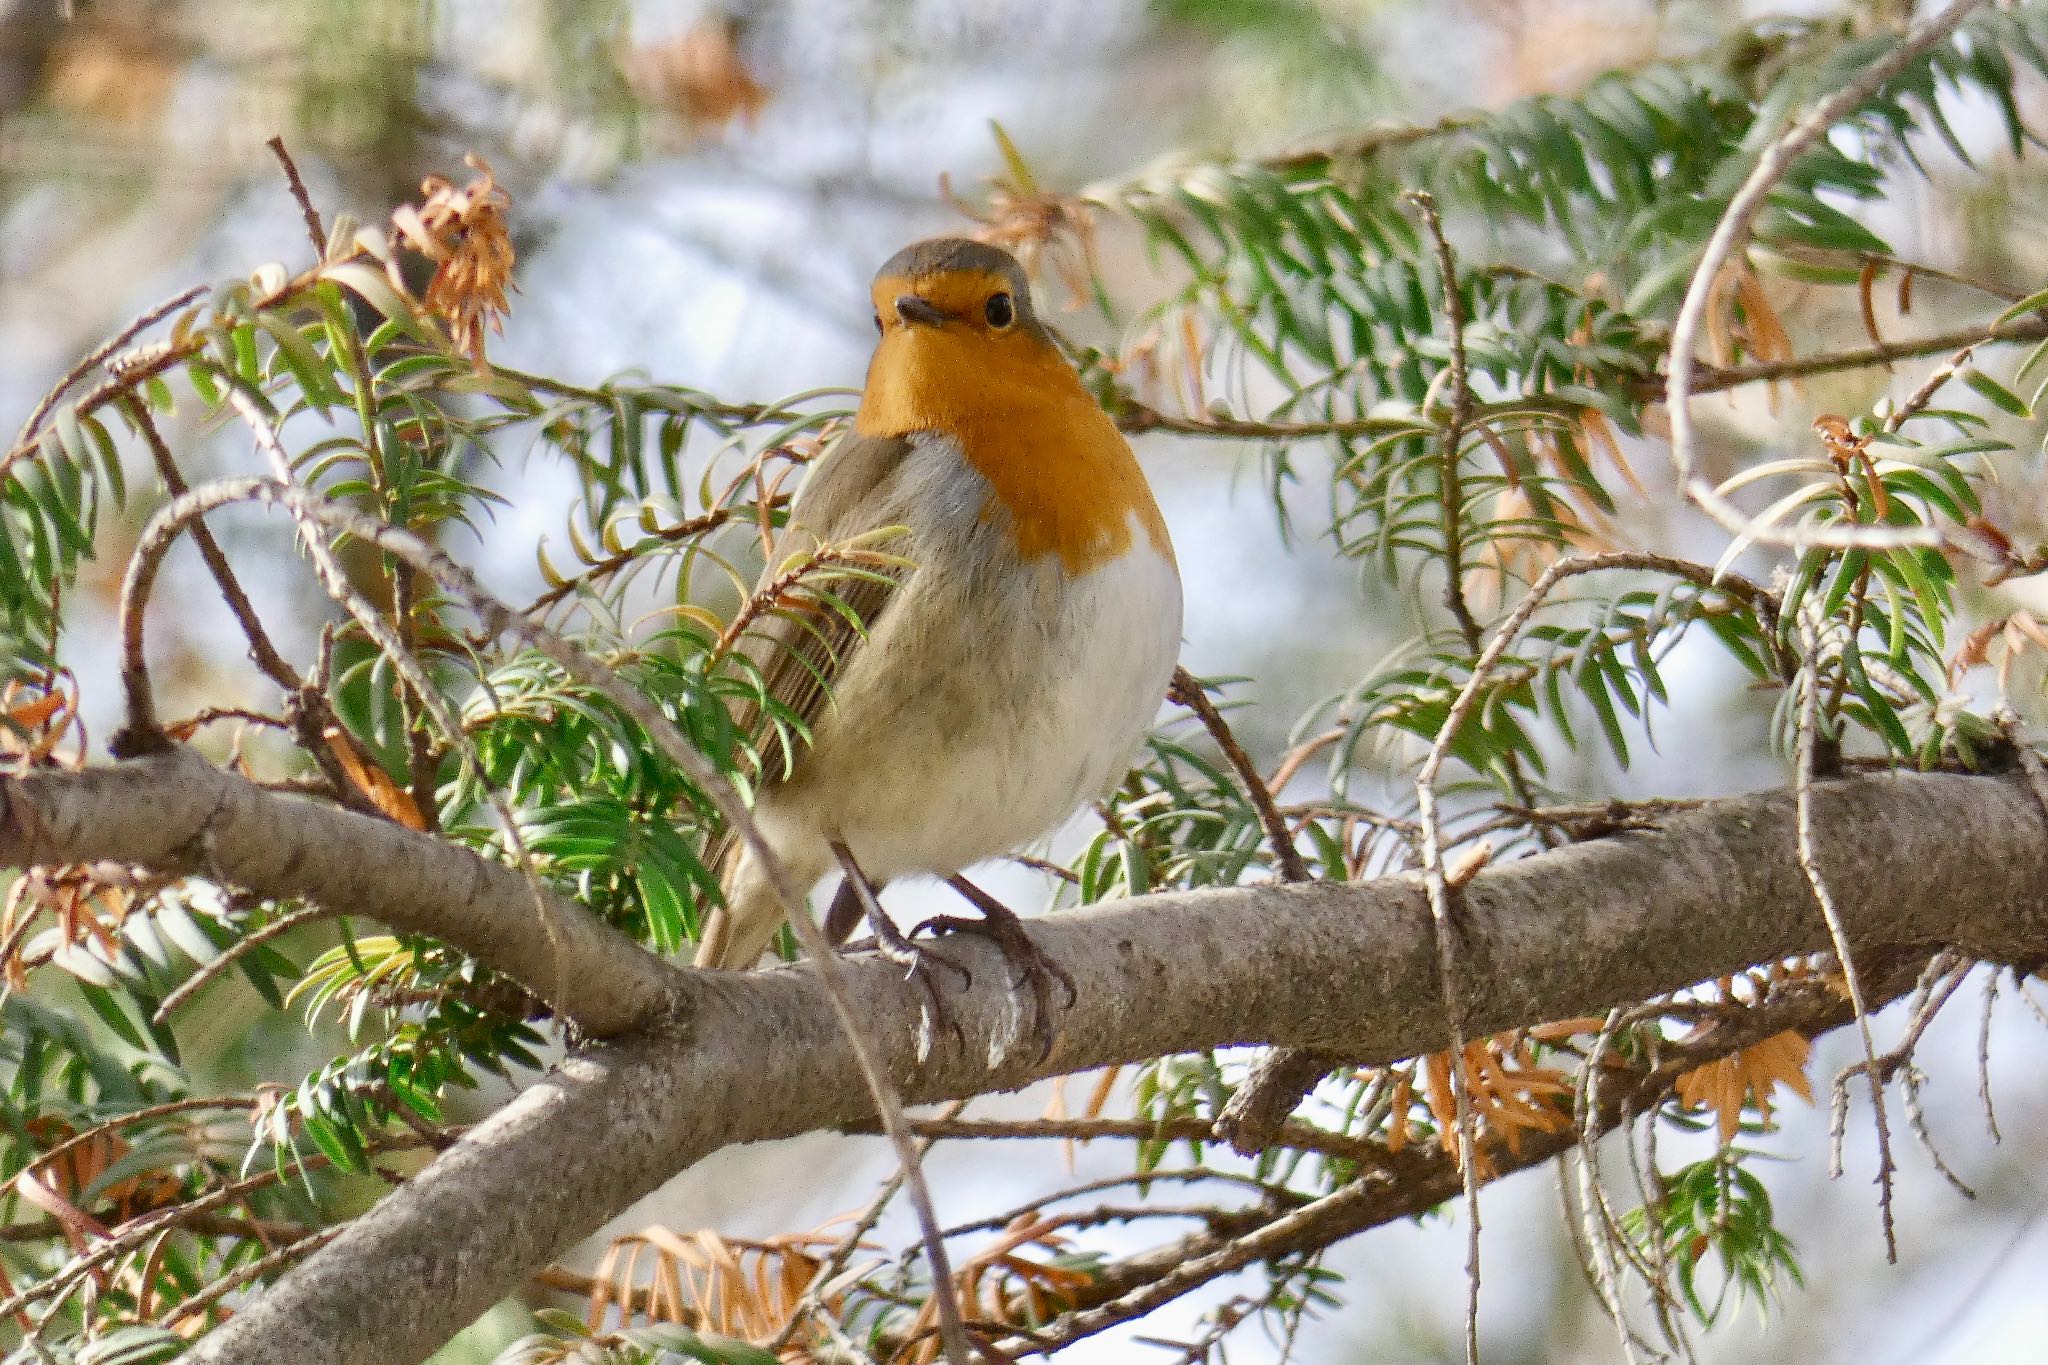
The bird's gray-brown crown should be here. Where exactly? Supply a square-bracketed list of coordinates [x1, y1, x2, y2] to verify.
[876, 238, 1032, 305]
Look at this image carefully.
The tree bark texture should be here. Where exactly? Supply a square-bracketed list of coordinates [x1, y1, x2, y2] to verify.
[3, 751, 2045, 1363]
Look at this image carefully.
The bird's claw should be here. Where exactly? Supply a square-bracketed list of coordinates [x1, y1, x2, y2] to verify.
[915, 910, 1076, 1059]
[851, 911, 971, 1048]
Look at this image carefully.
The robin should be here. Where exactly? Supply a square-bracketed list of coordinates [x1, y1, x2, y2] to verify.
[691, 238, 1182, 1028]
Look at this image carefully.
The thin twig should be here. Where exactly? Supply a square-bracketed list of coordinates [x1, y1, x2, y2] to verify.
[1167, 669, 1309, 882]
[1979, 967, 2003, 1145]
[525, 506, 758, 616]
[1113, 316, 2048, 451]
[153, 906, 331, 1024]
[1116, 400, 1425, 443]
[889, 1114, 1396, 1171]
[1643, 315, 2048, 400]
[265, 137, 328, 258]
[169, 707, 293, 735]
[9, 285, 207, 463]
[160, 1225, 345, 1329]
[769, 1098, 969, 1354]
[115, 400, 303, 726]
[1665, 0, 1994, 553]
[1407, 551, 1761, 1364]
[1252, 112, 1483, 171]
[1406, 191, 1482, 657]
[1901, 1061, 1976, 1200]
[1570, 1013, 1649, 1364]
[946, 1169, 1301, 1248]
[1793, 620, 1897, 1261]
[116, 399, 376, 810]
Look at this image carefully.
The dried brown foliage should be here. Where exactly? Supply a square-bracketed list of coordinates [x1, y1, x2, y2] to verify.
[1673, 1028, 1816, 1146]
[577, 1224, 839, 1345]
[944, 125, 1102, 310]
[899, 1214, 1092, 1364]
[624, 18, 771, 130]
[391, 155, 515, 367]
[1387, 1022, 1598, 1177]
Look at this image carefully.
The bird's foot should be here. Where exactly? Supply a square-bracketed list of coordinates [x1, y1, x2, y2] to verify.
[868, 917, 972, 1055]
[827, 844, 971, 1051]
[920, 876, 1077, 1059]
[862, 904, 974, 992]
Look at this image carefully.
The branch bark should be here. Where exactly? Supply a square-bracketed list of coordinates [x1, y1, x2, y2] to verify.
[0, 748, 681, 1036]
[5, 756, 2047, 1363]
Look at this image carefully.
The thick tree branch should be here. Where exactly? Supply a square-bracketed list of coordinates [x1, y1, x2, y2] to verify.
[0, 748, 681, 1036]
[1002, 953, 1931, 1356]
[5, 758, 2047, 1362]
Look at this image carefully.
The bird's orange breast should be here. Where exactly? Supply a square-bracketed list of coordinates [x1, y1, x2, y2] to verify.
[855, 327, 1173, 575]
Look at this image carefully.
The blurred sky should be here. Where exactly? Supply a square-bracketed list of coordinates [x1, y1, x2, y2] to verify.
[6, 0, 2048, 1360]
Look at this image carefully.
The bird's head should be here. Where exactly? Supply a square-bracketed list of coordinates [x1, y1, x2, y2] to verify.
[847, 237, 1171, 573]
[854, 238, 1072, 440]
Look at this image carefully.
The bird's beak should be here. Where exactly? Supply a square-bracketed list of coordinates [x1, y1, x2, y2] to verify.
[893, 294, 948, 328]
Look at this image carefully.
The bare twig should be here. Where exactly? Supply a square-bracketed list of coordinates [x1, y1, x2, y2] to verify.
[1167, 669, 1309, 882]
[1116, 399, 1421, 443]
[160, 1225, 345, 1329]
[1644, 315, 2048, 401]
[1114, 316, 2048, 451]
[768, 1097, 968, 1355]
[9, 285, 207, 464]
[944, 1169, 1302, 1248]
[265, 137, 328, 258]
[1978, 968, 2002, 1145]
[1793, 622, 1897, 1260]
[525, 506, 759, 616]
[1252, 113, 1483, 172]
[153, 906, 331, 1024]
[113, 400, 304, 734]
[170, 707, 293, 735]
[1570, 1012, 1652, 1364]
[890, 1113, 1395, 1170]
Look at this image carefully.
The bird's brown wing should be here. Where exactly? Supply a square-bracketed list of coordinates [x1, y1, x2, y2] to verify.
[693, 432, 915, 968]
[725, 430, 916, 783]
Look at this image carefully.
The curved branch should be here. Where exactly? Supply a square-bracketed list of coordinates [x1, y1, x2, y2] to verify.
[1, 754, 2037, 1362]
[1665, 0, 1992, 552]
[0, 748, 680, 1036]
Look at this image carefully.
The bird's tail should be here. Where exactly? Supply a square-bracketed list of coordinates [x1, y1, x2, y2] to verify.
[692, 838, 789, 970]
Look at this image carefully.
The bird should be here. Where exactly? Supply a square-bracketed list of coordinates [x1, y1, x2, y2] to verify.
[691, 237, 1182, 1029]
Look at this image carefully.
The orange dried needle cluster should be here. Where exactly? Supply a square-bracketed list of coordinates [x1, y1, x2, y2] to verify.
[1673, 1027, 1814, 1147]
[391, 154, 515, 366]
[1386, 1025, 1588, 1178]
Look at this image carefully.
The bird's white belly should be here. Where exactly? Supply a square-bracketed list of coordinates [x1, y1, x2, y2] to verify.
[757, 518, 1182, 885]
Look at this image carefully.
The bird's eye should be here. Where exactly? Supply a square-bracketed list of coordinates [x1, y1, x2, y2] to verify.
[984, 292, 1015, 329]
[873, 312, 883, 334]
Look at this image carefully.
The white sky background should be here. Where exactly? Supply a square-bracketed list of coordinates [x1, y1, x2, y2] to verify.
[7, 0, 2048, 1359]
